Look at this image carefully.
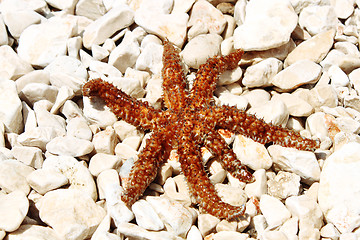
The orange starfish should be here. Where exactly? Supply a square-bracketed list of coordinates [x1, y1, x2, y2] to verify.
[82, 40, 319, 219]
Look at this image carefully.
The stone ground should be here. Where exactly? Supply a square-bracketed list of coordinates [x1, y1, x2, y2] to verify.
[0, 0, 360, 239]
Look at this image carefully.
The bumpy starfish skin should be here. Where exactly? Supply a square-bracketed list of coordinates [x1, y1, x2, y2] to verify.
[82, 40, 319, 220]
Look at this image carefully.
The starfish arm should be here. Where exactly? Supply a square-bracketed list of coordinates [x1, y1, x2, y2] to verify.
[178, 130, 246, 220]
[121, 131, 168, 207]
[209, 105, 320, 151]
[189, 49, 244, 108]
[162, 40, 188, 110]
[82, 78, 160, 130]
[204, 129, 254, 183]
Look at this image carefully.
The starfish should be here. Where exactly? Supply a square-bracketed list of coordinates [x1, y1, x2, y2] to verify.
[82, 40, 319, 220]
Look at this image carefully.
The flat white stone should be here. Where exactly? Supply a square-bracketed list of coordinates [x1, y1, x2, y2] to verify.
[17, 127, 59, 151]
[46, 136, 93, 157]
[328, 65, 350, 87]
[186, 225, 202, 240]
[42, 155, 97, 200]
[5, 224, 62, 240]
[89, 60, 123, 79]
[330, 0, 354, 19]
[244, 169, 267, 198]
[181, 33, 223, 69]
[272, 93, 314, 117]
[15, 70, 50, 93]
[135, 42, 163, 75]
[92, 127, 117, 154]
[89, 153, 121, 177]
[268, 145, 320, 184]
[0, 160, 34, 195]
[0, 0, 48, 13]
[260, 194, 291, 229]
[0, 14, 8, 46]
[188, 0, 226, 35]
[163, 175, 191, 204]
[198, 213, 220, 236]
[284, 29, 335, 66]
[135, 9, 188, 48]
[39, 189, 106, 240]
[299, 5, 338, 35]
[215, 183, 247, 206]
[132, 199, 164, 231]
[233, 135, 272, 171]
[318, 142, 360, 233]
[242, 58, 283, 88]
[212, 231, 248, 240]
[12, 146, 43, 169]
[218, 92, 248, 110]
[218, 67, 243, 86]
[271, 60, 321, 91]
[17, 16, 77, 67]
[233, 0, 297, 51]
[82, 95, 118, 128]
[242, 89, 271, 108]
[26, 168, 68, 195]
[248, 99, 289, 127]
[0, 191, 29, 232]
[0, 79, 23, 134]
[146, 196, 196, 237]
[83, 4, 134, 48]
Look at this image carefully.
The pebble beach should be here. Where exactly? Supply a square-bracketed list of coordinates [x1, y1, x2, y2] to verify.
[0, 0, 360, 239]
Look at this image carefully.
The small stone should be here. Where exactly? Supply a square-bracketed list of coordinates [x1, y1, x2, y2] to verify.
[20, 83, 58, 105]
[260, 194, 291, 229]
[268, 145, 320, 184]
[114, 142, 138, 161]
[330, 0, 354, 19]
[328, 65, 350, 87]
[267, 171, 301, 200]
[233, 135, 272, 171]
[26, 168, 68, 195]
[75, 0, 106, 21]
[279, 217, 299, 240]
[147, 196, 196, 237]
[67, 36, 82, 59]
[39, 189, 106, 240]
[188, 0, 226, 35]
[42, 155, 97, 200]
[82, 96, 118, 128]
[11, 146, 43, 169]
[44, 55, 87, 95]
[92, 127, 117, 154]
[215, 183, 247, 206]
[270, 60, 321, 91]
[5, 224, 62, 240]
[104, 184, 134, 226]
[284, 29, 335, 66]
[50, 86, 75, 114]
[108, 31, 140, 73]
[248, 99, 289, 127]
[46, 136, 94, 157]
[298, 5, 338, 35]
[2, 10, 42, 39]
[242, 89, 271, 108]
[272, 93, 314, 117]
[96, 169, 120, 200]
[181, 33, 223, 69]
[233, 0, 297, 51]
[242, 58, 282, 88]
[66, 117, 93, 141]
[132, 199, 164, 231]
[88, 153, 121, 177]
[0, 79, 23, 134]
[0, 45, 33, 80]
[0, 14, 8, 46]
[286, 195, 323, 239]
[134, 8, 188, 48]
[244, 169, 267, 198]
[83, 4, 134, 48]
[187, 225, 202, 240]
[218, 92, 248, 110]
[163, 175, 191, 204]
[198, 213, 220, 236]
[218, 67, 243, 86]
[0, 160, 34, 195]
[261, 230, 288, 240]
[18, 16, 77, 67]
[306, 84, 338, 110]
[0, 191, 29, 232]
[89, 60, 123, 79]
[17, 127, 59, 151]
[318, 142, 360, 233]
[135, 41, 163, 75]
[320, 223, 340, 239]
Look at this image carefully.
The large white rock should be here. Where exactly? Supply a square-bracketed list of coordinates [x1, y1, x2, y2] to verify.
[0, 191, 29, 232]
[260, 194, 291, 229]
[46, 136, 94, 157]
[0, 45, 33, 80]
[132, 199, 164, 231]
[0, 79, 23, 133]
[318, 142, 360, 233]
[42, 155, 97, 200]
[26, 168, 68, 194]
[6, 224, 62, 240]
[83, 4, 134, 48]
[17, 16, 77, 67]
[2, 10, 42, 39]
[233, 0, 297, 51]
[39, 189, 106, 240]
